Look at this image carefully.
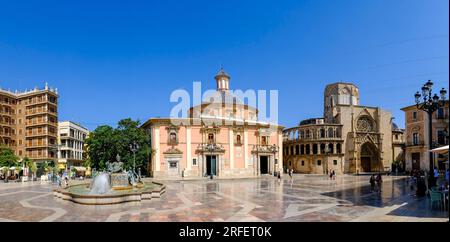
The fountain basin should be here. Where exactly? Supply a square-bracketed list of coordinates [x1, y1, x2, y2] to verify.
[54, 181, 165, 205]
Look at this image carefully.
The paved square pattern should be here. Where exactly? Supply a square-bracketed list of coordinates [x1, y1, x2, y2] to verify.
[0, 175, 447, 222]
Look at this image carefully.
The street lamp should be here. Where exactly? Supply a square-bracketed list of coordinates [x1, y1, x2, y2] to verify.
[130, 142, 140, 173]
[414, 80, 447, 172]
[324, 145, 330, 176]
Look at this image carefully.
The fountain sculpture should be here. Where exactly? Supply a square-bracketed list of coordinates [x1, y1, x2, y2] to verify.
[54, 154, 165, 205]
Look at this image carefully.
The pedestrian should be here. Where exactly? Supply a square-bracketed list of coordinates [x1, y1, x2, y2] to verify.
[332, 170, 336, 180]
[376, 173, 383, 194]
[329, 170, 333, 180]
[370, 175, 375, 192]
[277, 171, 281, 183]
[64, 176, 69, 188]
[288, 169, 293, 183]
[433, 168, 439, 187]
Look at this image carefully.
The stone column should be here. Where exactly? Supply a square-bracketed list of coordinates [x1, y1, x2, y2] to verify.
[154, 126, 161, 172]
[229, 128, 234, 170]
[186, 127, 192, 171]
[244, 130, 249, 169]
[278, 132, 283, 173]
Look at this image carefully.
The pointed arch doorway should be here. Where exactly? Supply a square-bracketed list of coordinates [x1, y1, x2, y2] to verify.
[360, 142, 381, 172]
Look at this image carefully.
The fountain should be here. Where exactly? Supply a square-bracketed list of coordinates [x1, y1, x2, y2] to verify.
[54, 155, 165, 205]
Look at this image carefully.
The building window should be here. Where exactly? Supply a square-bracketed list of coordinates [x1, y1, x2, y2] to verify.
[395, 134, 399, 140]
[306, 144, 310, 154]
[300, 144, 305, 155]
[312, 144, 318, 154]
[320, 129, 325, 138]
[261, 136, 269, 145]
[412, 111, 417, 120]
[236, 134, 241, 144]
[328, 128, 334, 138]
[290, 146, 294, 155]
[295, 145, 300, 155]
[208, 133, 214, 143]
[437, 108, 444, 119]
[169, 161, 178, 168]
[301, 160, 305, 166]
[169, 132, 177, 144]
[336, 143, 341, 154]
[192, 158, 197, 166]
[413, 133, 419, 145]
[333, 160, 338, 166]
[437, 130, 446, 145]
[317, 160, 322, 166]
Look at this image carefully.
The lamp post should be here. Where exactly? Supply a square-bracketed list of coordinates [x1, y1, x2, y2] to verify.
[324, 146, 330, 176]
[414, 80, 447, 172]
[130, 142, 140, 173]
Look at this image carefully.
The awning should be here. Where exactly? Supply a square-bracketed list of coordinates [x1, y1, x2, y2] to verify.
[430, 145, 449, 154]
[72, 166, 86, 172]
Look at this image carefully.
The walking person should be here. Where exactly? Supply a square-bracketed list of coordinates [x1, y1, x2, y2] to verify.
[376, 173, 383, 194]
[370, 175, 376, 192]
[329, 169, 333, 180]
[332, 170, 336, 180]
[288, 169, 293, 184]
[277, 171, 281, 183]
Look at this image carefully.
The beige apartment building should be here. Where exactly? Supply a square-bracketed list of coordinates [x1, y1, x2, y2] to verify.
[57, 121, 89, 170]
[283, 82, 401, 174]
[401, 100, 449, 172]
[0, 83, 58, 163]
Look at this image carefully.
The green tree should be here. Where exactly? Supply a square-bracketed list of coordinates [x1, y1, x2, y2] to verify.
[0, 146, 19, 167]
[85, 125, 118, 170]
[115, 119, 151, 173]
[84, 119, 151, 174]
[30, 162, 38, 179]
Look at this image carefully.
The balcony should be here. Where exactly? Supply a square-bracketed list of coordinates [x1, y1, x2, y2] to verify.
[252, 144, 279, 154]
[196, 143, 225, 153]
[26, 121, 58, 127]
[25, 99, 57, 107]
[406, 141, 425, 148]
[25, 109, 57, 117]
[26, 132, 58, 138]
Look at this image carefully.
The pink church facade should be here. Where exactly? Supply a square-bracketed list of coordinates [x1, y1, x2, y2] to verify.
[142, 69, 284, 179]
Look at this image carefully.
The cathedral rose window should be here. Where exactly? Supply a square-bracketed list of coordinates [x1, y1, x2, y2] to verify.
[357, 116, 374, 132]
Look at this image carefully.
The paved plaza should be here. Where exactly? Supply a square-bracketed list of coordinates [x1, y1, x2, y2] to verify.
[0, 175, 447, 222]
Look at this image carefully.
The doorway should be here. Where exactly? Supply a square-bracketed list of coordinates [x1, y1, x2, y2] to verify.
[206, 155, 217, 176]
[361, 157, 371, 172]
[260, 156, 269, 174]
[412, 153, 421, 171]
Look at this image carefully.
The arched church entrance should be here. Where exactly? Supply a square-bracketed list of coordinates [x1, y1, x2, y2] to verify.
[360, 142, 381, 172]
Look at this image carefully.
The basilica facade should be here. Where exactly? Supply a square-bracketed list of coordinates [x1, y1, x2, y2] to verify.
[283, 83, 402, 174]
[142, 68, 284, 179]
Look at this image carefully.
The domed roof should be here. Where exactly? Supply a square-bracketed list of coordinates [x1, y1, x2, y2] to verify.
[215, 67, 230, 80]
[203, 91, 243, 105]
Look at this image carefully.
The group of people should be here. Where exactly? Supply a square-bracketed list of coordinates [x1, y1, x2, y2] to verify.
[369, 173, 383, 194]
[328, 169, 336, 180]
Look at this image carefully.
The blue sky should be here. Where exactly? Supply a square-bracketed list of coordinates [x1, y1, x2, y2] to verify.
[0, 0, 448, 130]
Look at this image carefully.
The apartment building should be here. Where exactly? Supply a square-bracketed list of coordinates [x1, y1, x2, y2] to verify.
[57, 121, 89, 170]
[401, 100, 449, 171]
[0, 83, 59, 163]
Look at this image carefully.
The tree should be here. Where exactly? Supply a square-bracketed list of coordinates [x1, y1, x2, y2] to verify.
[0, 146, 19, 167]
[30, 162, 37, 180]
[85, 125, 118, 170]
[84, 119, 151, 174]
[115, 119, 151, 173]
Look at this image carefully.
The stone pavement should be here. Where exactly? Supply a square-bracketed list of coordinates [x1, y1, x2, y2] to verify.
[0, 175, 447, 222]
